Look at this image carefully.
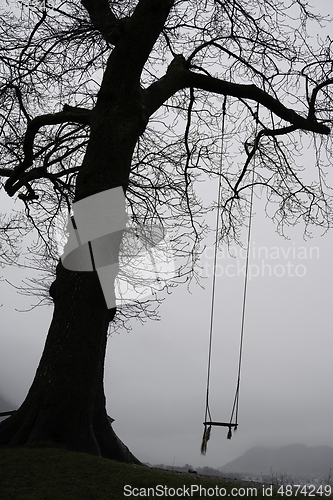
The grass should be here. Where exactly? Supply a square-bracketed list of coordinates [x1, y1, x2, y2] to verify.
[0, 446, 287, 499]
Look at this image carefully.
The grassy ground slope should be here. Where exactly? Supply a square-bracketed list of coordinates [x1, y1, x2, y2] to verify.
[0, 446, 282, 499]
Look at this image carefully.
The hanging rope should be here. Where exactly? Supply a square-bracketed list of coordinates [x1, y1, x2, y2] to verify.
[201, 96, 227, 455]
[227, 151, 256, 438]
[201, 102, 259, 455]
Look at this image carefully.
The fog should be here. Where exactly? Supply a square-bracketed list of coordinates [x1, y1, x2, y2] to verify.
[1, 0, 333, 471]
[1, 194, 332, 468]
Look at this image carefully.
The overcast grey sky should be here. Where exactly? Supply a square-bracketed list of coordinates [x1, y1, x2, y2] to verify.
[1, 0, 333, 470]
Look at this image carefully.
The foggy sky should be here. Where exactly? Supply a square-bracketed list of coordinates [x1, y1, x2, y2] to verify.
[1, 0, 333, 470]
[1, 192, 332, 468]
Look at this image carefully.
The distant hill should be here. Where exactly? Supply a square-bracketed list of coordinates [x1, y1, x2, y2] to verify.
[220, 444, 333, 477]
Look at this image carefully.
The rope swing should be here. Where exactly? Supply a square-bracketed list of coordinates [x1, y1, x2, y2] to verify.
[201, 99, 258, 456]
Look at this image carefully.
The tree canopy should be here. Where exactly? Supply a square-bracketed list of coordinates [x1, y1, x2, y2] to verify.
[1, 1, 332, 306]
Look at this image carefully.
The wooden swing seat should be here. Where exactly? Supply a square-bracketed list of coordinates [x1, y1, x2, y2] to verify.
[203, 421, 238, 428]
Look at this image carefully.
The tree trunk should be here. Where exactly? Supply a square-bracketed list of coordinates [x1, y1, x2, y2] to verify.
[0, 68, 147, 464]
[0, 262, 141, 463]
[0, 0, 177, 463]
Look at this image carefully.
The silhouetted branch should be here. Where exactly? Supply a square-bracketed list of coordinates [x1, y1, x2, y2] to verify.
[5, 106, 91, 197]
[81, 0, 126, 45]
[147, 60, 330, 135]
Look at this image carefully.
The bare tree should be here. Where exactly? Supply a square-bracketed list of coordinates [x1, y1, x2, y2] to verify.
[0, 0, 332, 462]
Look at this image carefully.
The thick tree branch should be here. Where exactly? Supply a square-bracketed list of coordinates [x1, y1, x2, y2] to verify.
[81, 0, 126, 45]
[5, 106, 91, 197]
[186, 71, 330, 134]
[0, 168, 14, 178]
[124, 0, 174, 74]
[146, 58, 331, 135]
[97, 0, 175, 90]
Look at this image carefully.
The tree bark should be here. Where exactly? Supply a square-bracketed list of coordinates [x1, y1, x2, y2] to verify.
[0, 263, 141, 463]
[0, 66, 147, 467]
[0, 0, 175, 463]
